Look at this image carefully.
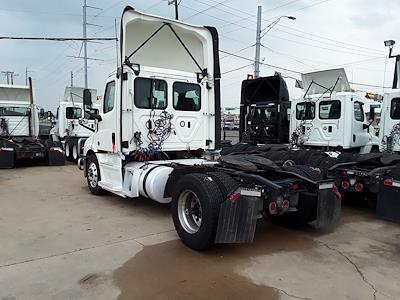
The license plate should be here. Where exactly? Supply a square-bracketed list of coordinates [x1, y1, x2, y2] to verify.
[319, 183, 334, 190]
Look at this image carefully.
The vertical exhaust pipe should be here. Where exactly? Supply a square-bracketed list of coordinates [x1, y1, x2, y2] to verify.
[28, 77, 35, 138]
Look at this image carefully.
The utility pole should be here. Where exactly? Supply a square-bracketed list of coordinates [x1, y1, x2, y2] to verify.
[168, 0, 179, 20]
[83, 0, 88, 89]
[254, 6, 262, 78]
[71, 71, 74, 87]
[82, 0, 102, 89]
[1, 71, 18, 85]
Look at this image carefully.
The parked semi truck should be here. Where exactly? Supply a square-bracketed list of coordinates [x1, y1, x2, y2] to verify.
[239, 73, 291, 145]
[77, 7, 340, 250]
[0, 79, 65, 168]
[51, 86, 98, 161]
[231, 68, 400, 221]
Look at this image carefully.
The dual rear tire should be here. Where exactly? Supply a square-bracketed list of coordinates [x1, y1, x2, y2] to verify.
[171, 172, 238, 250]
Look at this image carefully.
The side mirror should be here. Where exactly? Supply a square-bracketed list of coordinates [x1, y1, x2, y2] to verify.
[369, 107, 375, 121]
[83, 89, 93, 107]
[39, 108, 45, 118]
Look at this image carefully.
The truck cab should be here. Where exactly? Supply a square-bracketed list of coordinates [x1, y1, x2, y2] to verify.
[379, 90, 400, 152]
[51, 86, 98, 160]
[0, 81, 65, 168]
[239, 74, 291, 144]
[290, 68, 380, 153]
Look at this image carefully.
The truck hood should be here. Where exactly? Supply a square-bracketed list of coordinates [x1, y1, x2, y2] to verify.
[120, 6, 219, 78]
[302, 68, 351, 96]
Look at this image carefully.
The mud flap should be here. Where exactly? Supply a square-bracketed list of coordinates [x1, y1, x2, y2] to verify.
[376, 180, 400, 223]
[215, 192, 263, 244]
[314, 183, 341, 229]
[0, 148, 14, 169]
[48, 147, 66, 166]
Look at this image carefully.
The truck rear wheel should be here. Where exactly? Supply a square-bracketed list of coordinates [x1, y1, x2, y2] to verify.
[86, 154, 106, 195]
[171, 173, 223, 250]
[72, 144, 78, 161]
[65, 142, 72, 161]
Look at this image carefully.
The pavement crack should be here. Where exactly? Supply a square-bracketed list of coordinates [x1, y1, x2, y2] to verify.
[318, 241, 394, 300]
[0, 229, 175, 269]
[274, 287, 313, 300]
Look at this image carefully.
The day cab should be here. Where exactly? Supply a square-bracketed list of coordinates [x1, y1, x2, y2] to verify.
[290, 68, 379, 154]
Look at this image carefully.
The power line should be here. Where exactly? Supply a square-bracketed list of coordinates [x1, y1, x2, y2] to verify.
[183, 0, 232, 20]
[0, 37, 117, 41]
[222, 63, 253, 75]
[220, 49, 302, 74]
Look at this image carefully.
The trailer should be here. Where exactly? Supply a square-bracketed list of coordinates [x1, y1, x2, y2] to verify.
[0, 79, 65, 169]
[77, 7, 340, 250]
[51, 86, 99, 161]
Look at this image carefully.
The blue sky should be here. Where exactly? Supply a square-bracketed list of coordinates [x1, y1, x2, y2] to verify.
[0, 0, 399, 111]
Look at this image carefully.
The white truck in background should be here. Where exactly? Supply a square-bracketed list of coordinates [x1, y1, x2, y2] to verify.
[290, 68, 380, 153]
[0, 79, 65, 168]
[51, 86, 99, 161]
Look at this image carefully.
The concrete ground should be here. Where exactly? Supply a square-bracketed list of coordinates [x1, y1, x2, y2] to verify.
[0, 164, 399, 300]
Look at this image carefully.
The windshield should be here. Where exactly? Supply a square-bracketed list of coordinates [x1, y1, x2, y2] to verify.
[0, 107, 30, 116]
[250, 106, 278, 123]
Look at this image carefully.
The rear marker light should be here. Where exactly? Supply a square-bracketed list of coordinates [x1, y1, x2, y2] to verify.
[230, 192, 241, 204]
[384, 179, 393, 186]
[313, 168, 321, 175]
[341, 181, 350, 190]
[292, 183, 300, 190]
[269, 202, 278, 214]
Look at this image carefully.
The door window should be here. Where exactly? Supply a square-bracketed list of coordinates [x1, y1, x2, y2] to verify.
[103, 81, 116, 113]
[134, 78, 167, 109]
[354, 102, 364, 122]
[173, 82, 201, 111]
[391, 98, 400, 120]
[65, 107, 82, 119]
[0, 107, 30, 116]
[319, 100, 341, 119]
[296, 102, 315, 120]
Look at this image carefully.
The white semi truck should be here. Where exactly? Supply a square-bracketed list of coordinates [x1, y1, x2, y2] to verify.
[0, 79, 65, 168]
[51, 86, 98, 161]
[77, 7, 340, 250]
[290, 68, 380, 154]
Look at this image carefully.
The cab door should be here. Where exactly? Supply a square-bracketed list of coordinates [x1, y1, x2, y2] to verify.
[171, 81, 205, 149]
[95, 79, 117, 152]
[351, 101, 369, 147]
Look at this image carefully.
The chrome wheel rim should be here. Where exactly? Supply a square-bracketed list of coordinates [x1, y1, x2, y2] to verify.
[65, 144, 70, 157]
[177, 190, 202, 234]
[87, 162, 98, 188]
[72, 145, 78, 160]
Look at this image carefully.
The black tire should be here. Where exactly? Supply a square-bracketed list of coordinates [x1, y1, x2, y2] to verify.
[86, 154, 106, 195]
[207, 172, 239, 198]
[171, 173, 223, 250]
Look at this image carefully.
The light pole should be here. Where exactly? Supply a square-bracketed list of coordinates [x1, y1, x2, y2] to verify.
[168, 0, 179, 20]
[384, 40, 400, 89]
[254, 12, 296, 78]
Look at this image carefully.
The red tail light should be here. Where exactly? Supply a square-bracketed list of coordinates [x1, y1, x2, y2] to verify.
[384, 179, 393, 186]
[230, 192, 241, 203]
[269, 202, 278, 214]
[355, 183, 364, 192]
[341, 181, 350, 190]
[282, 200, 290, 211]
